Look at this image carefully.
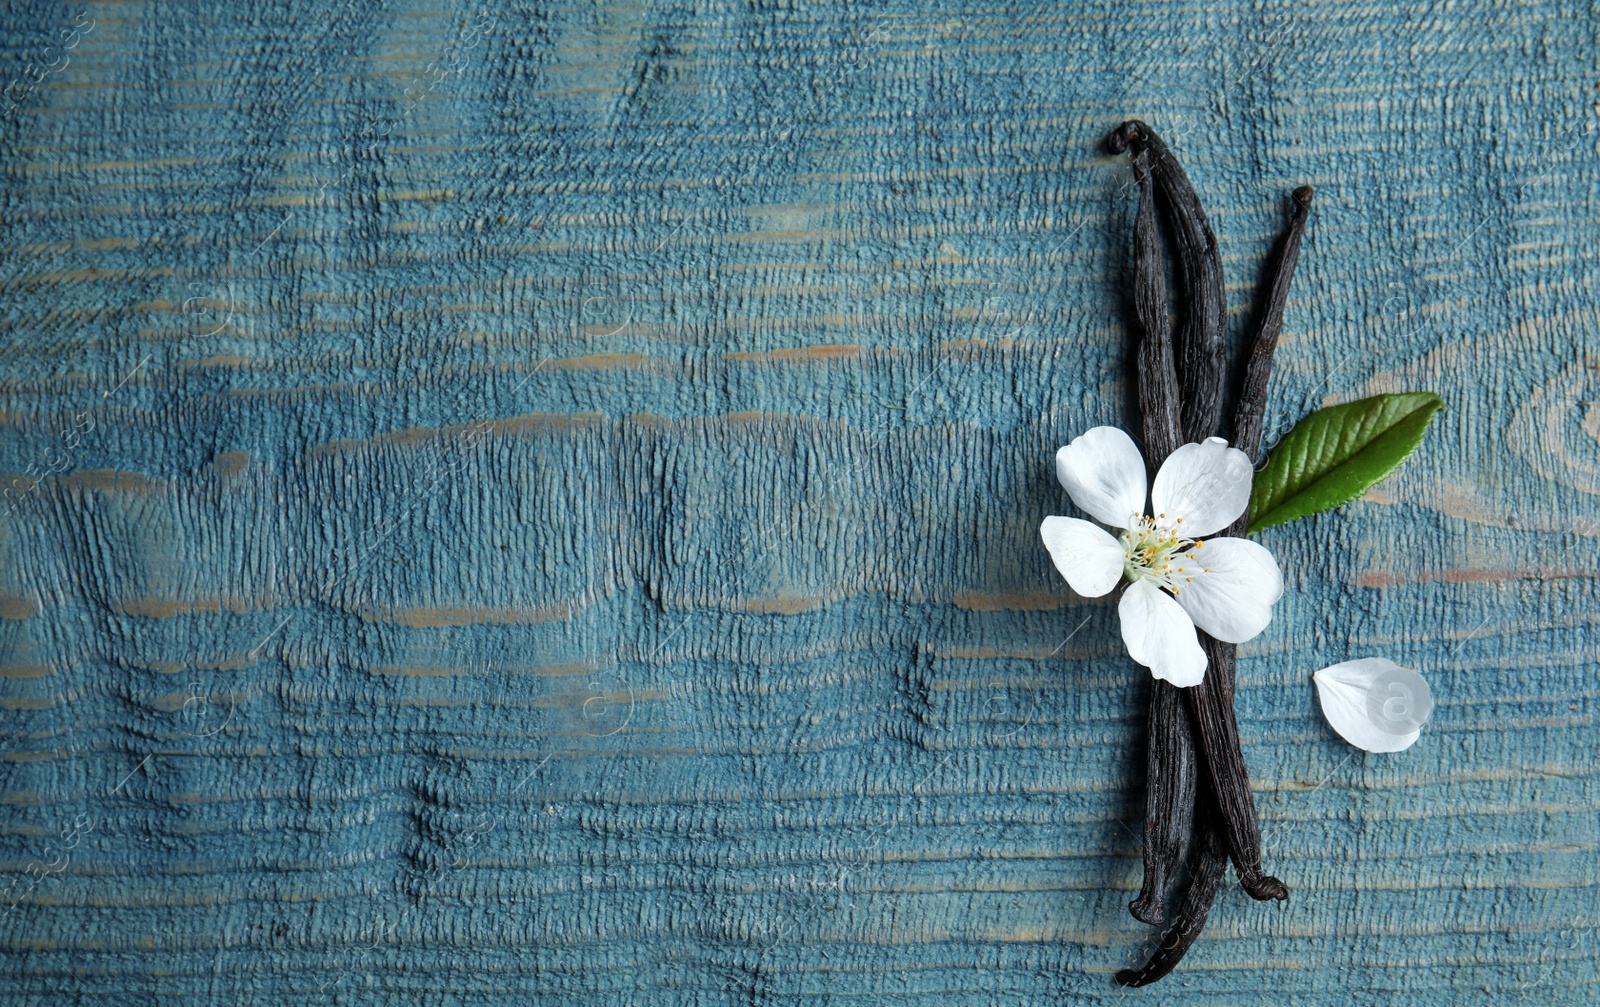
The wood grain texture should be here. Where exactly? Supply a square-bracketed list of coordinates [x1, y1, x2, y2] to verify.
[1, 1, 1596, 1003]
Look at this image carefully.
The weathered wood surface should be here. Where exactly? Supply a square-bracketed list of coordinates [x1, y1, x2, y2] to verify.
[1, 2, 1596, 1003]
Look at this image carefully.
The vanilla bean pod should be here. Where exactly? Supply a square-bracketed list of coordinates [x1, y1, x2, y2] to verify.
[1130, 149, 1183, 461]
[1113, 120, 1290, 904]
[1113, 124, 1225, 932]
[1126, 147, 1198, 927]
[1104, 121, 1313, 983]
[1129, 683, 1197, 925]
[1108, 120, 1226, 442]
[1112, 123, 1241, 982]
[1230, 186, 1314, 461]
[1115, 801, 1230, 988]
[1115, 184, 1316, 983]
[1185, 187, 1313, 905]
[1188, 639, 1287, 902]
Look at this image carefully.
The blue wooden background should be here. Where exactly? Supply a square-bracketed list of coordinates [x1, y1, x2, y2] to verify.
[1, 1, 1596, 1003]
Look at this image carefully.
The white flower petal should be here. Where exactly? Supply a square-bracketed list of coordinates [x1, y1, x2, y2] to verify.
[1118, 579, 1207, 687]
[1312, 658, 1433, 753]
[1150, 437, 1253, 537]
[1039, 516, 1125, 598]
[1173, 536, 1284, 643]
[1055, 426, 1148, 530]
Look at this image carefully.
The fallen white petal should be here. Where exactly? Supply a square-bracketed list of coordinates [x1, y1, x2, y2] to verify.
[1119, 579, 1207, 687]
[1313, 658, 1433, 753]
[1055, 426, 1147, 530]
[1174, 537, 1284, 643]
[1150, 437, 1253, 537]
[1039, 516, 1125, 598]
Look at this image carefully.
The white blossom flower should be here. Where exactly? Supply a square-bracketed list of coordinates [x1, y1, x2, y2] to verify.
[1039, 426, 1284, 687]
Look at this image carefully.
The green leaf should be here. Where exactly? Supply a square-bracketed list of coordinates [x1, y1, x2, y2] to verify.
[1249, 392, 1443, 532]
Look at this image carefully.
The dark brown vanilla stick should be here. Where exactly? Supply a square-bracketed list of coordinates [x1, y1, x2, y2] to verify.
[1119, 629, 1283, 981]
[1117, 121, 1266, 897]
[1127, 148, 1197, 926]
[1230, 186, 1314, 461]
[1116, 801, 1230, 987]
[1189, 636, 1288, 902]
[1129, 681, 1197, 924]
[1105, 122, 1311, 981]
[1130, 149, 1182, 462]
[1115, 120, 1288, 904]
[1108, 120, 1227, 442]
[1166, 188, 1309, 908]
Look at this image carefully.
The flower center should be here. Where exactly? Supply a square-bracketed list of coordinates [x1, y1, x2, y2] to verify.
[1119, 514, 1200, 594]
